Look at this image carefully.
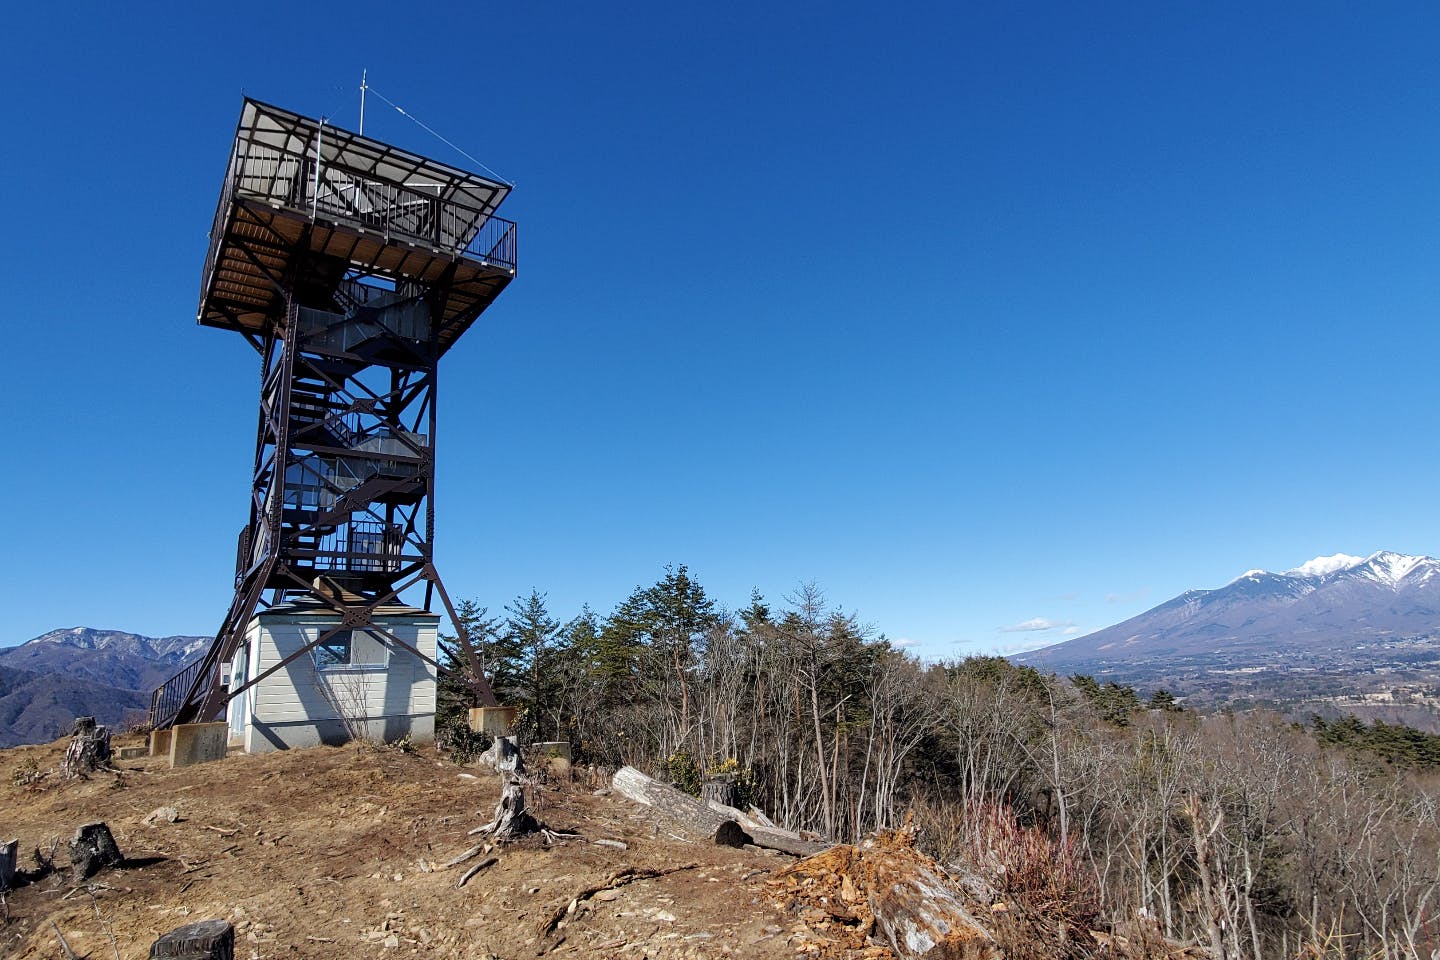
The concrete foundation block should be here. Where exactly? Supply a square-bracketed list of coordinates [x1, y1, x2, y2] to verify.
[149, 729, 172, 757]
[469, 706, 518, 737]
[0, 838, 17, 891]
[118, 746, 147, 760]
[169, 723, 228, 769]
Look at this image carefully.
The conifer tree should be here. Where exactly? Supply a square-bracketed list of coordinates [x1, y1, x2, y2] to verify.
[504, 590, 562, 739]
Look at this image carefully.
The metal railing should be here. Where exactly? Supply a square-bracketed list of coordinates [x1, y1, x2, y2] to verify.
[150, 658, 205, 730]
[217, 143, 516, 268]
[309, 520, 405, 574]
[461, 215, 518, 271]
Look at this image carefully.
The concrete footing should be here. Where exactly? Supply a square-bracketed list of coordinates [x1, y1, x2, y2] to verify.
[169, 723, 227, 768]
[149, 729, 172, 757]
[469, 706, 518, 737]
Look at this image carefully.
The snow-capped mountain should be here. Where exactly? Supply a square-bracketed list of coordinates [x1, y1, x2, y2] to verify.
[1016, 551, 1440, 671]
[18, 627, 210, 663]
[0, 627, 208, 747]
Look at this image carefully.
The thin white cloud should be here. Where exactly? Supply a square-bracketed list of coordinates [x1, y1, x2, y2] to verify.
[949, 633, 1067, 657]
[1105, 587, 1151, 605]
[998, 617, 1075, 633]
[993, 635, 1066, 656]
[891, 637, 921, 649]
[1062, 626, 1081, 635]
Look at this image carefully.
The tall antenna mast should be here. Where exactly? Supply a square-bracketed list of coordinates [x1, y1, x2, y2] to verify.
[359, 68, 368, 134]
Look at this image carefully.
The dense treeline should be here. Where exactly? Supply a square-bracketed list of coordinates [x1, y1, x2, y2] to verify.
[1311, 713, 1440, 768]
[437, 566, 1440, 960]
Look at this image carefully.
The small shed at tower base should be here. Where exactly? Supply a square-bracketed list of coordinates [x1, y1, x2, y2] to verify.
[224, 598, 439, 754]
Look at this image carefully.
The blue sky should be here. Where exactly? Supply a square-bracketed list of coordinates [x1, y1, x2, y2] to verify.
[3, 2, 1438, 658]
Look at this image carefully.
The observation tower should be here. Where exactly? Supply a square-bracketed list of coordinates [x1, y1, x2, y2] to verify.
[151, 98, 515, 738]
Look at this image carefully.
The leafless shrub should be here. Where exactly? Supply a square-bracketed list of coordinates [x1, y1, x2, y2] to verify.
[9, 758, 44, 789]
[955, 801, 1100, 960]
[120, 709, 152, 735]
[313, 667, 378, 748]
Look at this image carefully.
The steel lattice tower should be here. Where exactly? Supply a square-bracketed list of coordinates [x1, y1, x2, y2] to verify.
[152, 99, 515, 728]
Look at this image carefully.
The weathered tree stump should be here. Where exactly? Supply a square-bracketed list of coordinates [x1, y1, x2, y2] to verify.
[149, 919, 234, 959]
[61, 717, 112, 779]
[490, 778, 542, 841]
[0, 838, 17, 891]
[479, 736, 525, 774]
[613, 766, 751, 848]
[701, 775, 738, 808]
[69, 822, 123, 879]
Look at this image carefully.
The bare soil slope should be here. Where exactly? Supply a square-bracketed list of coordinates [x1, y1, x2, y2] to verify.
[0, 737, 811, 959]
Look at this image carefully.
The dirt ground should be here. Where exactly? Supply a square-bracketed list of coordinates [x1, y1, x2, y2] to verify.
[0, 736, 826, 960]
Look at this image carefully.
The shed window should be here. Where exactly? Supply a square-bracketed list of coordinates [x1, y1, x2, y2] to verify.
[313, 631, 353, 668]
[312, 629, 388, 668]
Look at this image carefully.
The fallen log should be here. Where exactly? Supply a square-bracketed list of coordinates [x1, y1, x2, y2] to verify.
[611, 766, 750, 848]
[442, 843, 490, 868]
[705, 799, 832, 857]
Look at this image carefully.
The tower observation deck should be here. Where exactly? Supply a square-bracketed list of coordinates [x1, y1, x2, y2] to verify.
[151, 98, 516, 730]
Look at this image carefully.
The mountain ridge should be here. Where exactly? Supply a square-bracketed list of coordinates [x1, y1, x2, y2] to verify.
[1021, 550, 1440, 663]
[1013, 551, 1440, 721]
[0, 627, 208, 747]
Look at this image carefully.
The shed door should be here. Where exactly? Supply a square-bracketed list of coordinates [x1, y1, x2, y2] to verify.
[227, 644, 251, 739]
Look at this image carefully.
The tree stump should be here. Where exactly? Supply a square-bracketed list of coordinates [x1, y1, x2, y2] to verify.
[61, 717, 112, 779]
[149, 919, 234, 960]
[0, 838, 17, 891]
[701, 776, 738, 808]
[479, 736, 525, 775]
[69, 822, 123, 879]
[490, 778, 542, 841]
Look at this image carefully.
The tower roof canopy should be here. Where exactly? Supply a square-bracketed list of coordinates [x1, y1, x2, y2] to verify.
[236, 99, 511, 222]
[198, 98, 517, 355]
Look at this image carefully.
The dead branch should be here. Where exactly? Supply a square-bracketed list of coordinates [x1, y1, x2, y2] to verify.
[457, 857, 498, 888]
[537, 863, 699, 940]
[540, 829, 582, 847]
[90, 893, 122, 960]
[441, 843, 491, 869]
[51, 922, 78, 960]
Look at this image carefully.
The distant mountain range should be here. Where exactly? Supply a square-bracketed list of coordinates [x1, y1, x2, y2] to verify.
[0, 628, 208, 747]
[1015, 551, 1440, 723]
